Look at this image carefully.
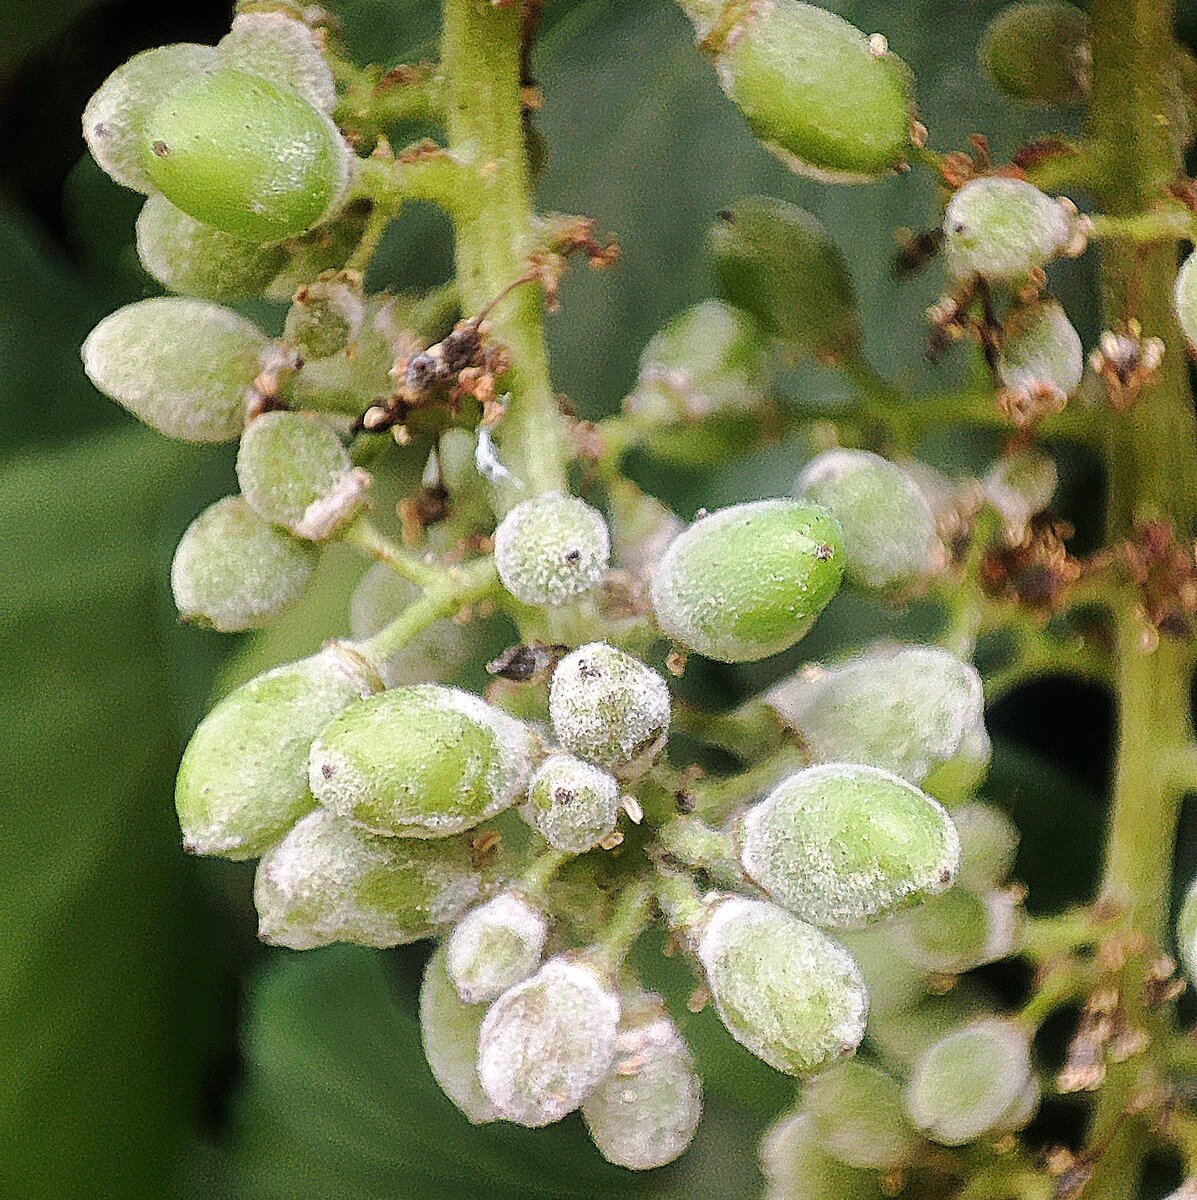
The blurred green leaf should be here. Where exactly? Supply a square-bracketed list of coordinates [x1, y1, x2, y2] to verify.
[0, 0, 101, 68]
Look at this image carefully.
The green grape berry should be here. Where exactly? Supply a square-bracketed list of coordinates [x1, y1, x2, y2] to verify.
[309, 685, 533, 837]
[254, 809, 482, 949]
[983, 449, 1059, 537]
[236, 411, 368, 540]
[980, 2, 1090, 108]
[802, 1059, 919, 1171]
[548, 643, 671, 769]
[897, 884, 1021, 974]
[525, 754, 621, 854]
[795, 449, 940, 592]
[760, 1111, 885, 1200]
[143, 67, 351, 243]
[216, 11, 337, 111]
[1174, 250, 1197, 347]
[651, 500, 844, 663]
[284, 274, 367, 360]
[1178, 877, 1197, 985]
[175, 644, 376, 859]
[997, 300, 1084, 408]
[710, 197, 859, 358]
[952, 803, 1020, 889]
[446, 889, 548, 1005]
[82, 297, 266, 442]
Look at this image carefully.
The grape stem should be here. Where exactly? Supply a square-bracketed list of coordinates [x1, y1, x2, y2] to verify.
[590, 878, 654, 975]
[340, 517, 445, 589]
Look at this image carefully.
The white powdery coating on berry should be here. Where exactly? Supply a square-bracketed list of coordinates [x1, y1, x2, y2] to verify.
[582, 1009, 703, 1170]
[447, 890, 548, 1005]
[897, 885, 1021, 974]
[217, 12, 337, 112]
[548, 643, 671, 769]
[952, 802, 1020, 888]
[983, 449, 1059, 538]
[477, 957, 621, 1127]
[1176, 252, 1197, 346]
[802, 1059, 916, 1171]
[997, 301, 1083, 399]
[525, 754, 620, 853]
[493, 491, 611, 607]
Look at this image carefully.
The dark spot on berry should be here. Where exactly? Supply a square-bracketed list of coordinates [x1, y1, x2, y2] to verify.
[815, 543, 835, 560]
[152, 140, 170, 157]
[940, 868, 953, 884]
[553, 787, 576, 806]
[321, 763, 334, 780]
[564, 548, 582, 565]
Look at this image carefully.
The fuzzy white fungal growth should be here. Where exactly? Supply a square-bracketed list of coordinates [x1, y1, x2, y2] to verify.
[446, 890, 548, 1005]
[217, 11, 337, 111]
[525, 754, 621, 853]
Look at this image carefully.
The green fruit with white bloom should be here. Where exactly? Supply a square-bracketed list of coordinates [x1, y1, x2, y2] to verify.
[309, 685, 533, 837]
[82, 297, 266, 442]
[525, 754, 621, 853]
[983, 449, 1059, 537]
[737, 764, 960, 928]
[952, 803, 1020, 888]
[760, 1111, 884, 1200]
[651, 499, 844, 663]
[997, 300, 1084, 406]
[175, 645, 377, 859]
[254, 809, 482, 949]
[897, 884, 1021, 974]
[216, 11, 336, 111]
[446, 890, 548, 1005]
[284, 274, 366, 360]
[1174, 251, 1197, 347]
[980, 2, 1090, 108]
[802, 1059, 919, 1170]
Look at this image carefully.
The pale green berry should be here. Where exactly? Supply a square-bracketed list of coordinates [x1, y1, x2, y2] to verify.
[1175, 251, 1197, 347]
[897, 885, 1021, 974]
[83, 43, 218, 193]
[253, 808, 482, 949]
[764, 644, 991, 801]
[980, 2, 1090, 108]
[82, 297, 266, 442]
[143, 67, 351, 243]
[609, 485, 685, 584]
[802, 1059, 919, 1171]
[1178, 877, 1197, 985]
[446, 890, 548, 1005]
[651, 500, 844, 663]
[525, 754, 620, 854]
[477, 956, 621, 1127]
[493, 491, 610, 607]
[216, 11, 336, 111]
[693, 895, 868, 1075]
[236, 411, 368, 541]
[944, 177, 1080, 282]
[760, 1111, 884, 1200]
[795, 450, 940, 592]
[175, 644, 376, 859]
[737, 764, 959, 928]
[697, 2, 913, 182]
[548, 643, 671, 769]
[419, 944, 499, 1124]
[309, 685, 533, 837]
[582, 999, 703, 1170]
[284, 274, 366, 360]
[906, 1019, 1038, 1145]
[709, 197, 859, 358]
[952, 803, 1020, 889]
[136, 195, 288, 301]
[290, 300, 404, 415]
[835, 925, 927, 1019]
[998, 300, 1084, 406]
[983, 449, 1059, 537]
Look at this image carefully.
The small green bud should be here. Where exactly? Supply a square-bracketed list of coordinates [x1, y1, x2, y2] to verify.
[1178, 877, 1197, 985]
[651, 499, 844, 663]
[952, 803, 1020, 889]
[254, 808, 482, 949]
[802, 1059, 919, 1171]
[943, 177, 1080, 282]
[1175, 251, 1197, 347]
[284, 274, 366, 360]
[83, 43, 218, 193]
[419, 944, 499, 1124]
[525, 754, 620, 853]
[980, 2, 1090, 108]
[897, 884, 1021, 974]
[998, 300, 1084, 409]
[905, 1019, 1038, 1145]
[693, 895, 868, 1075]
[176, 644, 375, 859]
[143, 67, 351, 242]
[983, 449, 1059, 538]
[710, 197, 859, 358]
[309, 685, 533, 837]
[760, 1111, 885, 1200]
[446, 890, 548, 1005]
[548, 643, 671, 769]
[695, 2, 912, 181]
[216, 11, 336, 111]
[477, 956, 621, 1126]
[82, 297, 266, 442]
[493, 491, 610, 607]
[582, 998, 703, 1170]
[765, 644, 991, 801]
[795, 450, 940, 592]
[171, 495, 317, 631]
[236, 411, 368, 540]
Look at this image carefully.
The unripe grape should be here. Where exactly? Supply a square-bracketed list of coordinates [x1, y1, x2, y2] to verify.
[760, 1111, 884, 1200]
[983, 449, 1059, 537]
[693, 895, 868, 1075]
[897, 885, 1021, 974]
[952, 803, 1020, 888]
[253, 808, 482, 949]
[290, 299, 402, 415]
[284, 275, 366, 360]
[309, 685, 533, 837]
[905, 1019, 1038, 1145]
[525, 754, 620, 854]
[581, 999, 703, 1170]
[83, 43, 218, 193]
[548, 643, 671, 769]
[1178, 877, 1197, 985]
[1174, 251, 1197, 347]
[492, 491, 610, 607]
[446, 890, 548, 1005]
[696, 2, 912, 182]
[216, 11, 337, 111]
[175, 644, 376, 859]
[236, 411, 368, 540]
[651, 500, 843, 663]
[709, 197, 859, 358]
[609, 486, 686, 584]
[143, 67, 351, 243]
[802, 1059, 919, 1170]
[943, 177, 1080, 282]
[795, 450, 939, 592]
[171, 495, 317, 631]
[419, 944, 498, 1124]
[997, 300, 1084, 406]
[82, 297, 266, 442]
[265, 208, 370, 302]
[737, 764, 960, 928]
[764, 644, 991, 801]
[477, 956, 621, 1126]
[980, 2, 1089, 108]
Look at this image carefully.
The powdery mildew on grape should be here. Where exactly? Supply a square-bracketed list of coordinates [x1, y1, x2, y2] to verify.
[801, 1059, 917, 1170]
[952, 802, 1020, 888]
[759, 1110, 881, 1200]
[983, 449, 1059, 538]
[447, 890, 548, 1005]
[997, 300, 1084, 401]
[524, 753, 621, 853]
[217, 12, 337, 112]
[897, 884, 1021, 974]
[477, 957, 621, 1126]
